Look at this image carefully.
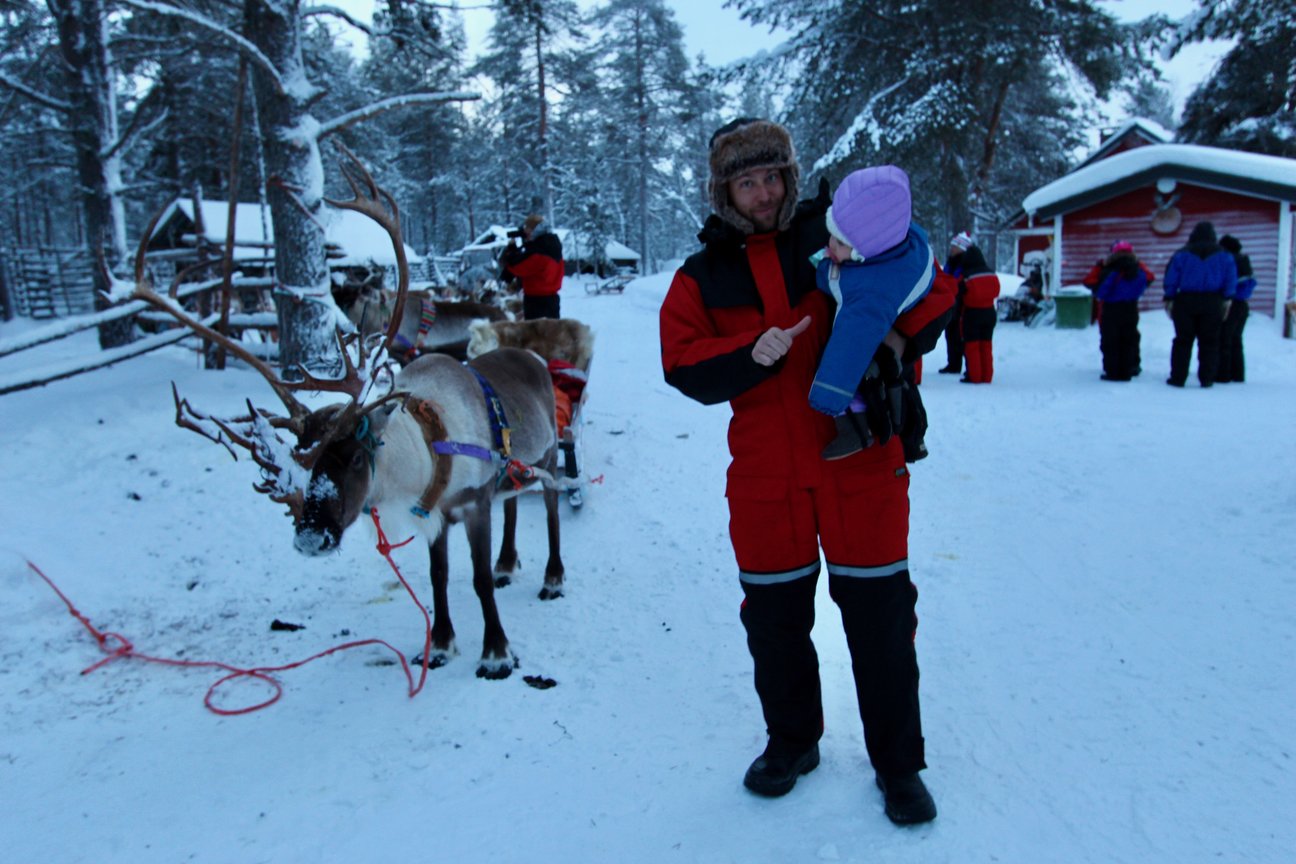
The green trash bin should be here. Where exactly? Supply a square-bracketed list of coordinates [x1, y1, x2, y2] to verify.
[1053, 287, 1092, 329]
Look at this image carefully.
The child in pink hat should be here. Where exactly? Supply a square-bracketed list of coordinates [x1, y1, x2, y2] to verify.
[811, 165, 935, 460]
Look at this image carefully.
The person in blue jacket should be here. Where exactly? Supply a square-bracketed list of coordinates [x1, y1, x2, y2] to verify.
[1095, 240, 1154, 381]
[1216, 234, 1256, 384]
[808, 165, 935, 460]
[1163, 221, 1237, 388]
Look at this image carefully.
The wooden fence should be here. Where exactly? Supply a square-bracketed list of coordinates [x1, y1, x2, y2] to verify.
[0, 246, 97, 320]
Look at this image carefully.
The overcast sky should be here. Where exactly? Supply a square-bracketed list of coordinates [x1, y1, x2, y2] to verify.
[450, 0, 785, 67]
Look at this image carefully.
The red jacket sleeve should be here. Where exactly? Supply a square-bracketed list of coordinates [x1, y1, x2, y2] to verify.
[893, 256, 957, 359]
[1082, 263, 1103, 290]
[659, 269, 777, 405]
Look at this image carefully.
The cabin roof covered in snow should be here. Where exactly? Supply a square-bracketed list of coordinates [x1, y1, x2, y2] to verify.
[553, 229, 641, 262]
[1075, 117, 1173, 169]
[1021, 144, 1296, 221]
[151, 199, 422, 265]
[461, 225, 640, 261]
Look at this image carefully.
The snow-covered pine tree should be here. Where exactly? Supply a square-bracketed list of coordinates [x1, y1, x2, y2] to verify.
[1172, 0, 1296, 157]
[0, 3, 81, 250]
[120, 0, 476, 374]
[476, 0, 585, 229]
[728, 0, 1136, 249]
[47, 0, 133, 347]
[546, 54, 622, 271]
[354, 6, 469, 254]
[586, 0, 693, 273]
[240, 0, 338, 375]
[123, 5, 245, 204]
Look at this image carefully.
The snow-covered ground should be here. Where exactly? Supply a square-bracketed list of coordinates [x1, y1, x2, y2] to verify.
[2, 274, 1293, 863]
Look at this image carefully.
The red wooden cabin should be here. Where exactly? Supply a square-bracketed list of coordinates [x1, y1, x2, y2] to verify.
[1005, 134, 1296, 334]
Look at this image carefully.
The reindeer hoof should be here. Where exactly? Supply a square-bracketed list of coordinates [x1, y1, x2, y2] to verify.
[413, 650, 453, 669]
[494, 573, 512, 589]
[538, 584, 564, 601]
[476, 653, 519, 680]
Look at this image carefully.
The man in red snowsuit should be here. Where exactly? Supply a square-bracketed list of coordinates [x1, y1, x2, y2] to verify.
[658, 118, 952, 825]
[501, 213, 564, 320]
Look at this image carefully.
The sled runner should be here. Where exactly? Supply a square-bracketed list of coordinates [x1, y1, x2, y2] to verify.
[586, 272, 632, 295]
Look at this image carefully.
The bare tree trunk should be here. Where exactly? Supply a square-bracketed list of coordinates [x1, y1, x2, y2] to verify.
[535, 20, 553, 225]
[48, 0, 130, 347]
[970, 77, 1012, 248]
[244, 0, 337, 375]
[633, 11, 649, 273]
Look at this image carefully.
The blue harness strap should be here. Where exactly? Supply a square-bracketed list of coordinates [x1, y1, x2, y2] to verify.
[468, 366, 511, 457]
[403, 368, 531, 520]
[432, 440, 493, 461]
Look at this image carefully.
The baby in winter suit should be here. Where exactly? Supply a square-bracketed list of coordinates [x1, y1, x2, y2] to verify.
[809, 165, 935, 460]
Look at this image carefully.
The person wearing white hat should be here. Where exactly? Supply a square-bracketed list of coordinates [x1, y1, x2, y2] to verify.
[938, 232, 972, 373]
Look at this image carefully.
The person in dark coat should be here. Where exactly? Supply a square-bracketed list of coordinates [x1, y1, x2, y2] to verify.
[659, 117, 952, 825]
[1216, 234, 1256, 383]
[937, 232, 970, 373]
[1163, 221, 1237, 387]
[500, 213, 564, 320]
[1094, 240, 1155, 381]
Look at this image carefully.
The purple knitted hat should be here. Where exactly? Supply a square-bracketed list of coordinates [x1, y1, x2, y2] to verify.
[825, 165, 911, 260]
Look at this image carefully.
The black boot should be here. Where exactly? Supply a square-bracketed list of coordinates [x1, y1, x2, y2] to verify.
[743, 741, 820, 797]
[875, 772, 937, 825]
[937, 364, 960, 374]
[822, 411, 871, 461]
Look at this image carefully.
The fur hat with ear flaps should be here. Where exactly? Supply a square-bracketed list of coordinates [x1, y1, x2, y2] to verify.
[708, 118, 800, 234]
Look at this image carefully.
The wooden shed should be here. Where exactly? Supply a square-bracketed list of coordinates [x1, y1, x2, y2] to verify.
[1006, 139, 1296, 334]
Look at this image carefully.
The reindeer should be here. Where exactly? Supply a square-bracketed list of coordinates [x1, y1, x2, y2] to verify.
[341, 288, 509, 363]
[128, 154, 564, 679]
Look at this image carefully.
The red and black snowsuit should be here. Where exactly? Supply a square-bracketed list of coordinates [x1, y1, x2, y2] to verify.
[659, 190, 952, 774]
[957, 246, 1000, 384]
[502, 228, 564, 320]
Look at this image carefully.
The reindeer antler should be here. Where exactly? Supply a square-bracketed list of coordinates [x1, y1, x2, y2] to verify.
[126, 150, 412, 513]
[171, 385, 307, 521]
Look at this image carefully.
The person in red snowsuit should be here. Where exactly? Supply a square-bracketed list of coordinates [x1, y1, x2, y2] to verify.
[956, 244, 1000, 383]
[658, 118, 952, 825]
[500, 213, 564, 320]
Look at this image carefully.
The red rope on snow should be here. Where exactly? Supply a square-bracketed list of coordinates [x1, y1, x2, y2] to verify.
[24, 507, 432, 716]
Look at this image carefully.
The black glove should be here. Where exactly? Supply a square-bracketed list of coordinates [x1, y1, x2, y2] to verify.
[860, 376, 893, 446]
[857, 345, 905, 447]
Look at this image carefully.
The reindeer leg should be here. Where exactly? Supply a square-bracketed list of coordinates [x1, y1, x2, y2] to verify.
[419, 530, 457, 669]
[466, 497, 516, 679]
[538, 485, 566, 600]
[493, 496, 519, 587]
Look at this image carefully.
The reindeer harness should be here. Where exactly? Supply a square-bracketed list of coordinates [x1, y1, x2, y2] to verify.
[392, 296, 438, 355]
[400, 367, 539, 519]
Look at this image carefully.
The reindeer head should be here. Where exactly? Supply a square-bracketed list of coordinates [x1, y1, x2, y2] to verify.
[129, 150, 411, 555]
[291, 397, 399, 555]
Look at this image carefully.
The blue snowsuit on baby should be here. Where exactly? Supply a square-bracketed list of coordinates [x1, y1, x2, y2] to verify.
[809, 224, 935, 416]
